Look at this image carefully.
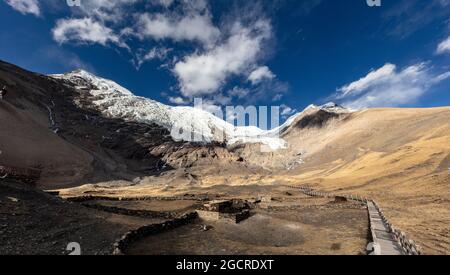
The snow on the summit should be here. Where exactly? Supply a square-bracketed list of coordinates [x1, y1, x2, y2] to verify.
[268, 102, 350, 135]
[52, 70, 134, 96]
[50, 70, 348, 150]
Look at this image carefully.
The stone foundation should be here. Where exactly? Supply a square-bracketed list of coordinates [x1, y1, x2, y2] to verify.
[196, 199, 251, 224]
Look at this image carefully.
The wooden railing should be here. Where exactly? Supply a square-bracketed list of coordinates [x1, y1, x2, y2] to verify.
[286, 185, 422, 255]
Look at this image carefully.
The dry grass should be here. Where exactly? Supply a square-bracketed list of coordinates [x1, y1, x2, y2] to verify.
[275, 108, 450, 254]
[58, 107, 450, 255]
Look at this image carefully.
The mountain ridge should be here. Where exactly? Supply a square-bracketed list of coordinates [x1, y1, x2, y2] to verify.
[50, 69, 351, 150]
[1, 60, 450, 254]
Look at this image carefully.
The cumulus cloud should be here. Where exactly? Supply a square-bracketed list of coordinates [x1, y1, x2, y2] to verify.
[135, 13, 220, 46]
[248, 66, 276, 85]
[173, 20, 272, 97]
[436, 36, 450, 54]
[5, 0, 40, 16]
[335, 63, 450, 109]
[43, 0, 276, 103]
[52, 18, 126, 48]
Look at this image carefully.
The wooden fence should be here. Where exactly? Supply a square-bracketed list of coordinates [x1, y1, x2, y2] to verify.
[286, 185, 422, 255]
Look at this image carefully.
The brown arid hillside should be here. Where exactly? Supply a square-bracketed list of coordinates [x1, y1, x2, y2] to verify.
[1, 60, 449, 254]
[0, 62, 93, 186]
[279, 107, 450, 255]
[57, 107, 450, 254]
[0, 60, 243, 189]
[206, 107, 450, 254]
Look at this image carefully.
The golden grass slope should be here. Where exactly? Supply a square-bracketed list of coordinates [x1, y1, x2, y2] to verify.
[57, 107, 450, 254]
[281, 107, 450, 254]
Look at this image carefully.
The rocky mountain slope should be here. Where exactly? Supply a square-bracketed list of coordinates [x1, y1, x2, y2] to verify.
[51, 70, 287, 150]
[1, 60, 449, 254]
[0, 61, 247, 189]
[0, 60, 355, 187]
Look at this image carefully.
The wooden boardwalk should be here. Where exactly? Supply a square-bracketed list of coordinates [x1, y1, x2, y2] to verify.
[287, 185, 422, 255]
[367, 201, 404, 255]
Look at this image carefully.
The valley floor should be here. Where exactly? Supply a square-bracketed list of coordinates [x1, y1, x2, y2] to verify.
[0, 181, 167, 255]
[55, 155, 450, 255]
[1, 60, 448, 255]
[1, 180, 370, 255]
[126, 207, 368, 255]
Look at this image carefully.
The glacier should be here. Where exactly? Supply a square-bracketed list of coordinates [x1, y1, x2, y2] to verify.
[50, 70, 348, 151]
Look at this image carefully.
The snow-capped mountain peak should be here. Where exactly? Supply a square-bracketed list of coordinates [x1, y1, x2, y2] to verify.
[51, 70, 134, 97]
[50, 70, 350, 151]
[269, 102, 351, 135]
[50, 70, 286, 150]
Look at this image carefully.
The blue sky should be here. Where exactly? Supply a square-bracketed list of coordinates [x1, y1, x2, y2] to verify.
[1, 0, 449, 120]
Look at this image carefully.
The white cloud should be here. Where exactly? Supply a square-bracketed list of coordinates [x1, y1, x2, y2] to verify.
[168, 96, 189, 105]
[45, 0, 276, 103]
[337, 63, 396, 98]
[213, 94, 232, 105]
[178, 0, 209, 12]
[436, 36, 450, 54]
[228, 86, 250, 99]
[155, 0, 175, 8]
[135, 13, 220, 46]
[336, 62, 450, 109]
[173, 20, 272, 97]
[142, 47, 171, 60]
[280, 104, 296, 117]
[248, 66, 276, 85]
[52, 18, 126, 48]
[48, 1, 140, 47]
[77, 0, 139, 22]
[134, 47, 172, 69]
[431, 71, 450, 83]
[5, 0, 40, 16]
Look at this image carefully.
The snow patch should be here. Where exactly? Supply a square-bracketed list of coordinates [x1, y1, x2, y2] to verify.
[50, 70, 349, 151]
[50, 70, 288, 150]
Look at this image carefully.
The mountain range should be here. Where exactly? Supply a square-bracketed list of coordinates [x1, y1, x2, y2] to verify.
[0, 60, 449, 254]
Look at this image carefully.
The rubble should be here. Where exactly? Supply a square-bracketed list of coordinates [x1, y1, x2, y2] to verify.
[0, 165, 41, 186]
[196, 199, 251, 223]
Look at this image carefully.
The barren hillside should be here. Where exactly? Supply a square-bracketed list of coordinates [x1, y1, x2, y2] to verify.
[279, 107, 450, 254]
[1, 60, 449, 254]
[56, 106, 450, 254]
[0, 60, 244, 189]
